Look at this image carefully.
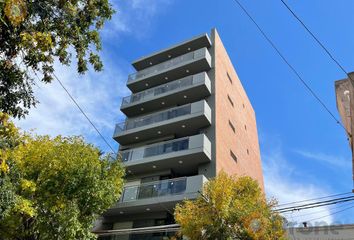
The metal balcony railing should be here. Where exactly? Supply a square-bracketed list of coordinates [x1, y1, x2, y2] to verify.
[122, 75, 201, 107]
[120, 137, 190, 163]
[120, 177, 187, 203]
[114, 104, 192, 135]
[97, 224, 181, 240]
[99, 234, 180, 240]
[127, 48, 206, 82]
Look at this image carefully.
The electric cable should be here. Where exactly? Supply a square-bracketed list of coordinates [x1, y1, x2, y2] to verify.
[304, 204, 354, 222]
[230, 0, 349, 134]
[283, 201, 354, 219]
[279, 0, 354, 82]
[52, 72, 117, 154]
[275, 196, 354, 213]
[276, 195, 354, 211]
[276, 192, 353, 207]
[279, 0, 354, 191]
[31, 0, 189, 220]
[278, 198, 354, 214]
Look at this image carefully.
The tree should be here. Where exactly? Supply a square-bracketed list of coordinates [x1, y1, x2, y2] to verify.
[174, 172, 287, 240]
[0, 112, 21, 222]
[0, 0, 115, 118]
[0, 112, 125, 239]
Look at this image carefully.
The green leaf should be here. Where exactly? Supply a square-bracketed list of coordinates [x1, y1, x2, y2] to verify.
[175, 171, 287, 240]
[0, 0, 116, 118]
[0, 116, 125, 239]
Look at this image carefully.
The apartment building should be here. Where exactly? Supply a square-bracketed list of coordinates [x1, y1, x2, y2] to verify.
[95, 28, 264, 239]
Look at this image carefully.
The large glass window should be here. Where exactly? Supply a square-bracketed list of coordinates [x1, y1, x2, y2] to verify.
[122, 186, 138, 202]
[123, 105, 191, 131]
[121, 178, 187, 202]
[144, 139, 189, 158]
[121, 151, 131, 162]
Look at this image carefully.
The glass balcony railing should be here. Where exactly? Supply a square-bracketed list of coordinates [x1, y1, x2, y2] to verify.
[99, 232, 181, 240]
[128, 48, 209, 83]
[114, 104, 192, 134]
[120, 137, 189, 163]
[98, 226, 181, 240]
[121, 178, 187, 203]
[127, 48, 206, 82]
[121, 75, 200, 107]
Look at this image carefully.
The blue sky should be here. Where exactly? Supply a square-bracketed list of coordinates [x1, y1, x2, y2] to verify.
[16, 0, 354, 225]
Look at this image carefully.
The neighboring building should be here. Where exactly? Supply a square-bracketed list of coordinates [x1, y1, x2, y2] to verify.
[94, 29, 264, 239]
[287, 224, 354, 240]
[335, 72, 354, 192]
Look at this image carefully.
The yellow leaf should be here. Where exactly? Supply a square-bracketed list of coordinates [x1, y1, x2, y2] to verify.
[4, 0, 27, 27]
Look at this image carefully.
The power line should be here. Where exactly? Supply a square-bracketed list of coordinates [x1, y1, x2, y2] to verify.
[279, 197, 354, 214]
[37, 68, 168, 216]
[51, 72, 117, 154]
[30, 1, 178, 217]
[52, 70, 176, 215]
[52, 72, 175, 213]
[283, 201, 354, 219]
[276, 196, 354, 211]
[304, 204, 354, 222]
[279, 0, 354, 192]
[279, 0, 353, 82]
[276, 192, 353, 207]
[231, 0, 348, 134]
[275, 196, 354, 213]
[30, 2, 117, 154]
[199, 177, 353, 216]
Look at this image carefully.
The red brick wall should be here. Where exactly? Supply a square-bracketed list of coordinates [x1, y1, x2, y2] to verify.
[213, 29, 264, 190]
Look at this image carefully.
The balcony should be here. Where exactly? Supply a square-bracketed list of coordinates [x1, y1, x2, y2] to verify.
[132, 33, 211, 70]
[127, 48, 212, 92]
[113, 100, 211, 145]
[97, 224, 180, 240]
[103, 175, 207, 216]
[121, 72, 211, 117]
[120, 134, 211, 175]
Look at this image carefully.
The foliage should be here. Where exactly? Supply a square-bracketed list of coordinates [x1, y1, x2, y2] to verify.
[0, 0, 115, 118]
[174, 172, 287, 240]
[0, 112, 26, 235]
[0, 113, 125, 239]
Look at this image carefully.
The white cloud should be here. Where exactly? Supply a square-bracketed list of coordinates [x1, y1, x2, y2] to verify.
[15, 57, 128, 152]
[105, 0, 173, 39]
[14, 0, 173, 152]
[294, 150, 350, 169]
[262, 143, 335, 226]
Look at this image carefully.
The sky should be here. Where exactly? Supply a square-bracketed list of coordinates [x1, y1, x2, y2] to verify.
[15, 0, 354, 226]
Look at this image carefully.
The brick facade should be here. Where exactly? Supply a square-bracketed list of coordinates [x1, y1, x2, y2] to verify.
[213, 29, 264, 189]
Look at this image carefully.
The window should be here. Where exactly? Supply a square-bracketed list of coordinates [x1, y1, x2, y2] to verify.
[121, 151, 132, 162]
[247, 149, 249, 155]
[244, 125, 247, 131]
[227, 72, 233, 84]
[242, 103, 245, 109]
[230, 150, 237, 163]
[229, 120, 235, 133]
[155, 219, 166, 226]
[227, 94, 234, 107]
[144, 139, 189, 158]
